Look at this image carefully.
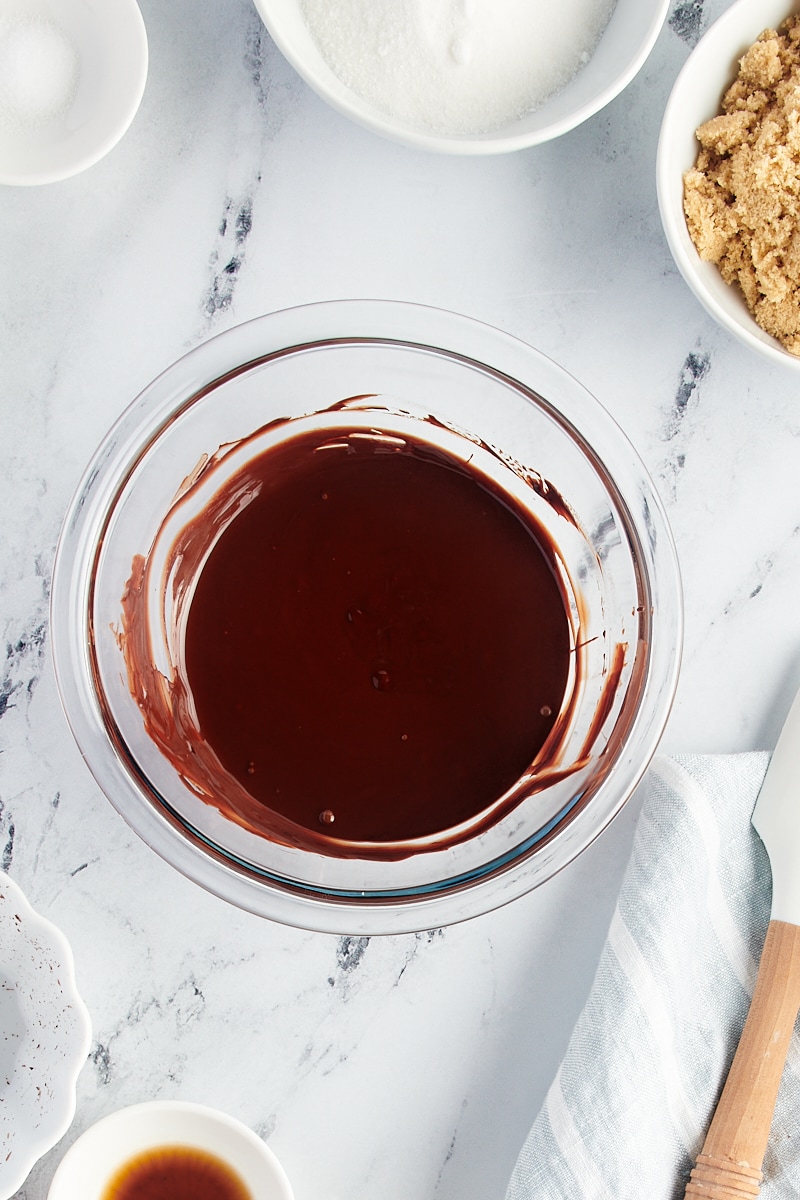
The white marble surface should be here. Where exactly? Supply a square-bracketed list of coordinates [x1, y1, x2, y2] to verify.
[2, 1, 800, 1198]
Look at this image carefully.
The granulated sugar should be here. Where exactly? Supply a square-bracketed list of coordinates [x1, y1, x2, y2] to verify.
[0, 16, 79, 132]
[298, 0, 616, 136]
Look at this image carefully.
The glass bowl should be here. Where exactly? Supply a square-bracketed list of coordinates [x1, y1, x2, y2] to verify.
[51, 301, 682, 934]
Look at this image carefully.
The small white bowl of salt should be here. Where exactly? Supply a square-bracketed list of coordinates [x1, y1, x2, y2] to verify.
[253, 0, 669, 153]
[0, 0, 147, 186]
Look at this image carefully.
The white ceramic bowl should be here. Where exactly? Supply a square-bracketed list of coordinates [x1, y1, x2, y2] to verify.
[47, 1102, 294, 1200]
[657, 0, 800, 369]
[0, 0, 147, 186]
[253, 0, 669, 153]
[0, 873, 91, 1200]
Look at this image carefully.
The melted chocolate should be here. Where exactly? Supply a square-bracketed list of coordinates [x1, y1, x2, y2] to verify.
[180, 429, 571, 845]
[118, 413, 588, 857]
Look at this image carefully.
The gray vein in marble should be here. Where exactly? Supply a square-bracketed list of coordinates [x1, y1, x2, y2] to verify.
[88, 988, 168, 1090]
[254, 1114, 277, 1142]
[658, 348, 711, 500]
[336, 935, 369, 974]
[395, 928, 446, 985]
[669, 0, 706, 48]
[245, 17, 277, 117]
[434, 1102, 465, 1193]
[170, 973, 206, 1028]
[327, 936, 372, 992]
[0, 808, 14, 873]
[422, 928, 445, 942]
[197, 18, 286, 329]
[0, 550, 51, 737]
[203, 192, 258, 320]
[198, 12, 307, 328]
[244, 14, 301, 138]
[293, 1028, 353, 1088]
[281, 935, 454, 1097]
[90, 1042, 112, 1087]
[26, 790, 65, 882]
[668, 351, 710, 439]
[0, 616, 47, 724]
[719, 527, 800, 621]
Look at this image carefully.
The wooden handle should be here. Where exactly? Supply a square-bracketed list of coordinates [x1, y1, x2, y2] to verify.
[684, 920, 800, 1198]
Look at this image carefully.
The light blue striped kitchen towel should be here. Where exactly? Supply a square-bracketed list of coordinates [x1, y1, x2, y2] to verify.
[506, 752, 800, 1200]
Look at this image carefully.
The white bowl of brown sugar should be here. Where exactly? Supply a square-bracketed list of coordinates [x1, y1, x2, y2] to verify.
[658, 0, 800, 369]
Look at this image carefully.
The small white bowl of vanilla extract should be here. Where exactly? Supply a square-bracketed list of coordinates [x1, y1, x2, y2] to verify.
[47, 1102, 293, 1200]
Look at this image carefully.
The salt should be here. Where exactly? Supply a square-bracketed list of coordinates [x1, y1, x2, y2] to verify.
[298, 0, 616, 137]
[0, 16, 79, 132]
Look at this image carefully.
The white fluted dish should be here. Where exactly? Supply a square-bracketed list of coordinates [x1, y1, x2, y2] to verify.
[0, 873, 91, 1200]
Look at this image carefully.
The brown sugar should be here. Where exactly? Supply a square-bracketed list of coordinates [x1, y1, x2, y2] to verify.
[683, 16, 800, 354]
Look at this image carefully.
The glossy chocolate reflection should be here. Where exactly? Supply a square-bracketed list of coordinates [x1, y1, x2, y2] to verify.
[119, 413, 583, 858]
